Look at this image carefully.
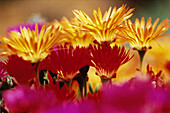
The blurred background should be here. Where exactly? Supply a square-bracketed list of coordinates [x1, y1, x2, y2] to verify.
[0, 0, 169, 35]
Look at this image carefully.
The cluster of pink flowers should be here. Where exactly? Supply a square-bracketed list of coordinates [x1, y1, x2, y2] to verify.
[2, 74, 170, 113]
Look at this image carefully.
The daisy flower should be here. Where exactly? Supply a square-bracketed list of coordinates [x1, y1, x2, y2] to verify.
[73, 4, 134, 44]
[0, 24, 64, 63]
[120, 17, 170, 71]
[121, 17, 170, 51]
[49, 17, 94, 48]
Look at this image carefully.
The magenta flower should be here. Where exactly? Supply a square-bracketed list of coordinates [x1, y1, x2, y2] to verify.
[3, 86, 57, 113]
[6, 22, 44, 35]
[81, 76, 170, 113]
[40, 100, 96, 113]
[100, 78, 151, 112]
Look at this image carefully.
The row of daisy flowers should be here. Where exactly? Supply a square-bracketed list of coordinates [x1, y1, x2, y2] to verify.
[0, 4, 170, 113]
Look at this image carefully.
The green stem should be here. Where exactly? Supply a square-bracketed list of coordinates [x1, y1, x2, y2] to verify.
[35, 62, 40, 87]
[137, 50, 146, 71]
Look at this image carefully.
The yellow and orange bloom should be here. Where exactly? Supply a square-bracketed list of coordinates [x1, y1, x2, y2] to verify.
[73, 4, 134, 44]
[0, 24, 64, 63]
[121, 17, 170, 51]
[49, 17, 94, 48]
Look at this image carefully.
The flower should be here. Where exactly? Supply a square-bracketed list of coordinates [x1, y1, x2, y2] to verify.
[73, 4, 134, 44]
[3, 86, 57, 113]
[0, 24, 64, 63]
[1, 4, 170, 113]
[42, 45, 91, 81]
[0, 61, 7, 78]
[46, 82, 77, 104]
[99, 77, 163, 113]
[121, 17, 170, 50]
[89, 44, 133, 79]
[3, 55, 35, 85]
[44, 73, 77, 103]
[49, 17, 94, 48]
[81, 76, 170, 113]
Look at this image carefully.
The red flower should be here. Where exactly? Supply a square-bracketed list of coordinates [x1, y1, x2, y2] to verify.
[3, 55, 35, 85]
[46, 83, 77, 104]
[89, 44, 133, 79]
[0, 61, 7, 78]
[43, 46, 91, 81]
[44, 73, 77, 104]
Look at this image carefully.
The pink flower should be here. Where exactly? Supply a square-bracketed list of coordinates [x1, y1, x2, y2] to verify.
[3, 86, 57, 113]
[84, 76, 170, 113]
[6, 22, 44, 35]
[100, 79, 149, 112]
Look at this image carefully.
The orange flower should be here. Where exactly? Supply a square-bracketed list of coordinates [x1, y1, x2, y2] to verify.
[49, 17, 94, 48]
[73, 4, 134, 44]
[120, 17, 170, 50]
[0, 24, 64, 63]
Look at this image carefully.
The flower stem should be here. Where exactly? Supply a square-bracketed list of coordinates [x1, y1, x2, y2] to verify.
[83, 76, 87, 97]
[137, 50, 146, 71]
[65, 79, 72, 87]
[35, 62, 40, 87]
[79, 65, 89, 97]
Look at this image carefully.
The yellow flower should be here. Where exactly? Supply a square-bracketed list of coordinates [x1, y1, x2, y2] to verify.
[121, 17, 170, 50]
[0, 24, 64, 63]
[73, 4, 134, 44]
[49, 17, 94, 48]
